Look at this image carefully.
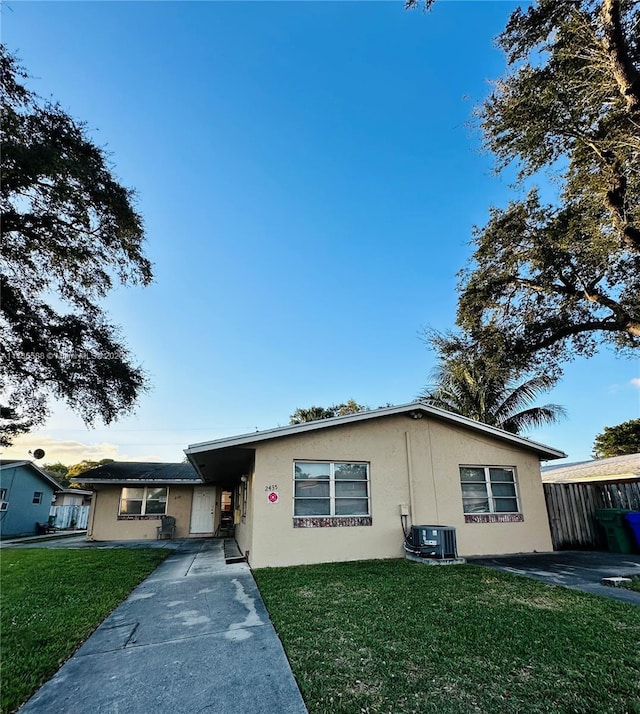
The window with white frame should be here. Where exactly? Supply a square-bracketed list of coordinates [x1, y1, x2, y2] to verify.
[460, 466, 519, 514]
[119, 487, 168, 516]
[32, 491, 43, 504]
[294, 461, 369, 517]
[0, 488, 7, 501]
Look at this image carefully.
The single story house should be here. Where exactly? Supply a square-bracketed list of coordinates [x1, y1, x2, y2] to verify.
[541, 453, 640, 549]
[0, 460, 62, 538]
[541, 453, 640, 484]
[79, 402, 566, 568]
[77, 462, 204, 540]
[50, 488, 94, 531]
[53, 488, 93, 507]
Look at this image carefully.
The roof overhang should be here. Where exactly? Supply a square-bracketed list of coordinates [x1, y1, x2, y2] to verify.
[543, 475, 640, 485]
[185, 402, 566, 480]
[185, 447, 255, 485]
[56, 488, 94, 495]
[73, 478, 203, 486]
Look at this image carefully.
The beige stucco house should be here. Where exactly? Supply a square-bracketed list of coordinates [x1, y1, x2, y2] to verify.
[76, 402, 566, 568]
[78, 462, 206, 541]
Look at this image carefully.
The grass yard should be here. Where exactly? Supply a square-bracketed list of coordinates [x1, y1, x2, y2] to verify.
[0, 548, 169, 714]
[254, 559, 640, 714]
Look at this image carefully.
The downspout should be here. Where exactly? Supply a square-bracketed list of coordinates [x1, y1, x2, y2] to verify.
[426, 420, 440, 523]
[404, 431, 416, 523]
[87, 490, 97, 540]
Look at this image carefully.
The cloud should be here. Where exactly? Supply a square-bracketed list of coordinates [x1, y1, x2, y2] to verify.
[631, 378, 640, 389]
[1, 434, 158, 465]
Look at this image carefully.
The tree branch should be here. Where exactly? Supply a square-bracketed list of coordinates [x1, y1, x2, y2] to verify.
[526, 317, 639, 352]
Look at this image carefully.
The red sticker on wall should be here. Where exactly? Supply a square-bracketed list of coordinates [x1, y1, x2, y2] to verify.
[267, 492, 279, 504]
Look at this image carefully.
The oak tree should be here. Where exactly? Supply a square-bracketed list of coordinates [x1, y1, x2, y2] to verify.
[460, 0, 640, 373]
[0, 47, 152, 447]
[592, 418, 640, 458]
[410, 1, 640, 375]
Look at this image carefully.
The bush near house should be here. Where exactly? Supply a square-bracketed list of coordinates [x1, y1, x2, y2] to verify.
[255, 559, 640, 714]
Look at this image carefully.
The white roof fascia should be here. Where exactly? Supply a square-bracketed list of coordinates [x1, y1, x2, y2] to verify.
[185, 401, 566, 461]
[72, 478, 204, 485]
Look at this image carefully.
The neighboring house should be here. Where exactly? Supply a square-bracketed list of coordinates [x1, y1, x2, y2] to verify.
[51, 489, 93, 530]
[77, 462, 204, 540]
[542, 453, 640, 484]
[0, 460, 62, 538]
[79, 402, 565, 568]
[541, 453, 640, 550]
[53, 489, 93, 507]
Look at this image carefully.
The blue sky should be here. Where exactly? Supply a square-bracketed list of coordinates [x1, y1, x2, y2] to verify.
[3, 1, 638, 466]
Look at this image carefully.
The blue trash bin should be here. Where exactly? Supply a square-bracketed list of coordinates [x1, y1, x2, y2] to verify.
[624, 512, 640, 552]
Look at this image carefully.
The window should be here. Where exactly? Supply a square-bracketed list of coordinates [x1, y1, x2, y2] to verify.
[294, 462, 369, 517]
[119, 487, 168, 516]
[0, 488, 7, 501]
[32, 491, 43, 504]
[460, 466, 519, 514]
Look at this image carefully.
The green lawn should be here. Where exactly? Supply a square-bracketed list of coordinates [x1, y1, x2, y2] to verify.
[0, 548, 169, 714]
[254, 559, 640, 714]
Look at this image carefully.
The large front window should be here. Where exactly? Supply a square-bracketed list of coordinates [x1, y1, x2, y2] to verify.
[119, 487, 168, 516]
[294, 461, 369, 517]
[460, 466, 519, 514]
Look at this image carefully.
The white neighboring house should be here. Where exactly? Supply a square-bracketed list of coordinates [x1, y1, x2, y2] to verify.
[50, 489, 93, 530]
[53, 489, 93, 507]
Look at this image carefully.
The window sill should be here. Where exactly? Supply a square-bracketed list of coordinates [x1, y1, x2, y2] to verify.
[117, 515, 164, 521]
[293, 516, 372, 528]
[464, 513, 524, 524]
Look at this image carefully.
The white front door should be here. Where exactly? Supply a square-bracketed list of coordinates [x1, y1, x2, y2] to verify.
[190, 487, 216, 534]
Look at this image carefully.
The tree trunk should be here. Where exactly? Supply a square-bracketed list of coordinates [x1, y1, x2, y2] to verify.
[601, 0, 640, 115]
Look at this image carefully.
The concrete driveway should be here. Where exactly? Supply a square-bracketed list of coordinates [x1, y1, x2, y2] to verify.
[469, 550, 640, 605]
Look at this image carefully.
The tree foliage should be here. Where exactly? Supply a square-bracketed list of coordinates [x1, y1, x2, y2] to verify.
[0, 46, 152, 447]
[459, 0, 640, 373]
[411, 1, 640, 375]
[44, 458, 114, 487]
[592, 417, 640, 458]
[43, 461, 69, 483]
[421, 330, 566, 434]
[289, 400, 369, 424]
[67, 459, 114, 478]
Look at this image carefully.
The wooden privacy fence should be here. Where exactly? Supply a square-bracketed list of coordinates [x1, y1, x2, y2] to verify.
[543, 480, 640, 551]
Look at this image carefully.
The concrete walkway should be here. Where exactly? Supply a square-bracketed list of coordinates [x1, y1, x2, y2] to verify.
[19, 539, 308, 714]
[469, 550, 640, 606]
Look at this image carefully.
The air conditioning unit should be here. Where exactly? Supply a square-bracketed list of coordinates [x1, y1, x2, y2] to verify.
[0, 501, 8, 512]
[405, 525, 458, 559]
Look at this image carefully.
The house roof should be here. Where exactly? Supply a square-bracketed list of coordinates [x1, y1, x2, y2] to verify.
[71, 462, 203, 485]
[541, 453, 640, 484]
[185, 401, 567, 462]
[0, 459, 63, 491]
